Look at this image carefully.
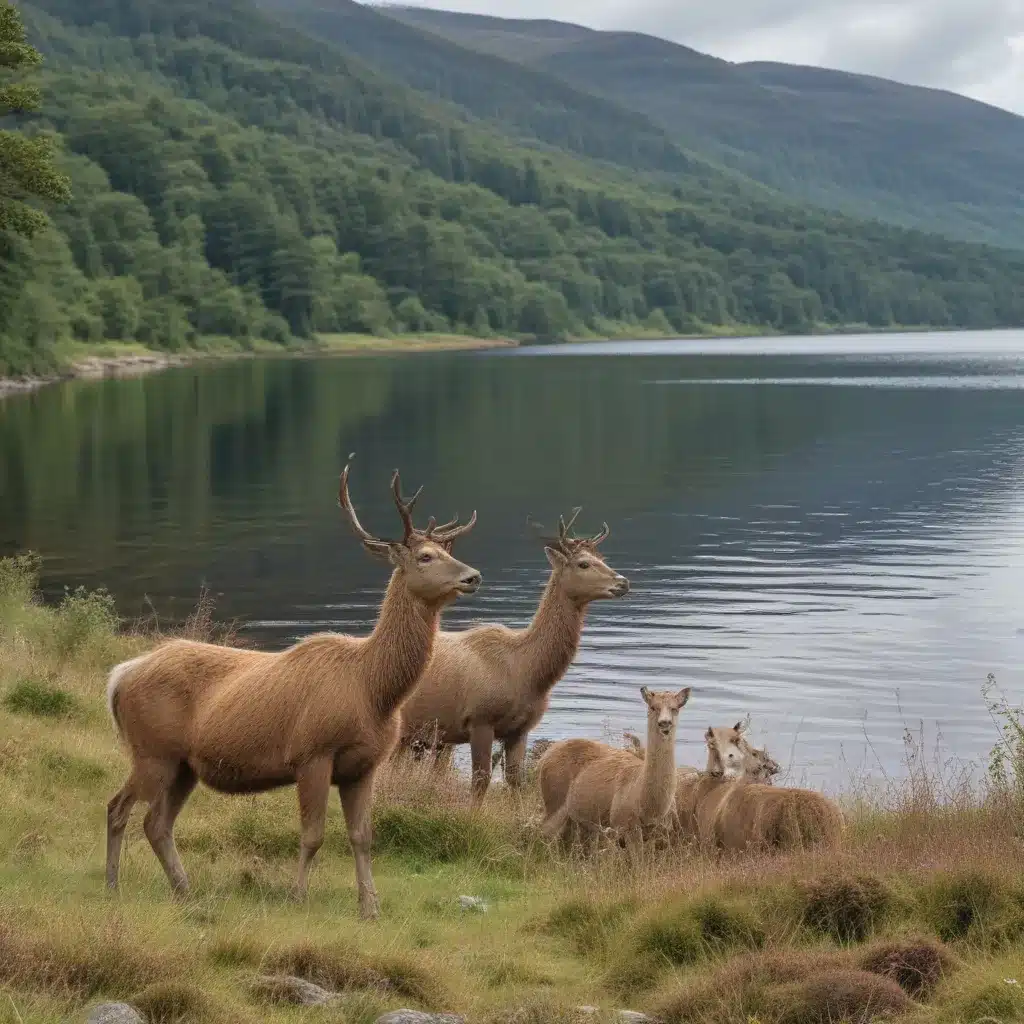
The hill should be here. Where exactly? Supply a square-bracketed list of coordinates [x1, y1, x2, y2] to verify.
[3, 0, 1024, 376]
[386, 6, 1024, 250]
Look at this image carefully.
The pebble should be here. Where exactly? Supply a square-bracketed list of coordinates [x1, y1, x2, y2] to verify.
[86, 1005, 145, 1024]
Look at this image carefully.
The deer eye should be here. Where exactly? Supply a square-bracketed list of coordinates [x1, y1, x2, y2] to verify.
[417, 552, 433, 564]
[577, 560, 591, 569]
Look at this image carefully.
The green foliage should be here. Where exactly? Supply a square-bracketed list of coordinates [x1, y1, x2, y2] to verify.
[543, 898, 634, 957]
[372, 804, 517, 869]
[635, 893, 765, 966]
[50, 582, 119, 664]
[920, 871, 1008, 944]
[390, 7, 1024, 251]
[983, 673, 1024, 811]
[0, 551, 40, 608]
[3, 676, 79, 718]
[0, 1, 71, 237]
[3, 0, 1024, 373]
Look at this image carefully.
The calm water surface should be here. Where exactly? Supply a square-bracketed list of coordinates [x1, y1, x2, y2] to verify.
[4, 330, 1024, 787]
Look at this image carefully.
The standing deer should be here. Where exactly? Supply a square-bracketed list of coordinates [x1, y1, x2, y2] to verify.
[398, 509, 629, 801]
[104, 460, 479, 918]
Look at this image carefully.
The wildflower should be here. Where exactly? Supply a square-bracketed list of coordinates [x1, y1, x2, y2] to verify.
[1004, 978, 1019, 986]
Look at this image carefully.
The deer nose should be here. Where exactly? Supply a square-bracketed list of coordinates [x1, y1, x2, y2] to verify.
[613, 575, 630, 595]
[459, 572, 481, 592]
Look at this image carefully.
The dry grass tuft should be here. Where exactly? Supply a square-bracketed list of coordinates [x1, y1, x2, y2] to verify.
[0, 919, 182, 999]
[764, 969, 912, 1023]
[798, 874, 893, 943]
[858, 936, 957, 997]
[131, 981, 217, 1023]
[264, 941, 444, 1008]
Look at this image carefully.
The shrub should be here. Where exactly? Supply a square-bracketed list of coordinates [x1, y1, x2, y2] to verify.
[372, 804, 517, 870]
[4, 678, 80, 719]
[859, 937, 956, 997]
[635, 893, 764, 967]
[800, 874, 892, 943]
[0, 552, 40, 608]
[920, 871, 1006, 942]
[50, 584, 120, 663]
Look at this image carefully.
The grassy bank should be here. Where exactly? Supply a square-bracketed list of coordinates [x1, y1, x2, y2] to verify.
[1, 553, 1022, 1024]
[0, 334, 518, 398]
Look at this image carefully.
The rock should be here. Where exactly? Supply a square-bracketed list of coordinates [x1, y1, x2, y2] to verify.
[375, 1012, 465, 1024]
[458, 895, 488, 912]
[86, 1004, 145, 1024]
[615, 1012, 657, 1023]
[250, 974, 338, 1006]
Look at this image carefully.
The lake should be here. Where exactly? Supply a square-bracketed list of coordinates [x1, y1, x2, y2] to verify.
[3, 330, 1024, 789]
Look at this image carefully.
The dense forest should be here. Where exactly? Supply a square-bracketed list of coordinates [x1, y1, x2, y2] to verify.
[2, 0, 1024, 375]
[389, 6, 1024, 250]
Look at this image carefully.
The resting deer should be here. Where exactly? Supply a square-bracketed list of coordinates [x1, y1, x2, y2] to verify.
[684, 724, 841, 854]
[104, 460, 479, 918]
[398, 509, 629, 801]
[540, 718, 778, 832]
[538, 687, 691, 847]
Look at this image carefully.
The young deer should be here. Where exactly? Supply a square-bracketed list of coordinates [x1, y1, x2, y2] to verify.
[104, 460, 479, 918]
[538, 687, 691, 846]
[686, 724, 841, 854]
[398, 509, 629, 801]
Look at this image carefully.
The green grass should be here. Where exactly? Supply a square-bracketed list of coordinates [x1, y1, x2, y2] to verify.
[0, 551, 1021, 1023]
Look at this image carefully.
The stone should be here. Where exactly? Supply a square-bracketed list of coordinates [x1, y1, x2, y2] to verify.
[375, 1012, 466, 1024]
[250, 974, 338, 1006]
[458, 895, 488, 912]
[86, 1004, 145, 1024]
[615, 1012, 657, 1023]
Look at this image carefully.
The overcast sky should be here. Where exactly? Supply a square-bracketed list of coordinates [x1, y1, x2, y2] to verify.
[391, 0, 1024, 115]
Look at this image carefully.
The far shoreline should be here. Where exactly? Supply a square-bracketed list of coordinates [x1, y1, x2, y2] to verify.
[1, 322, 1012, 400]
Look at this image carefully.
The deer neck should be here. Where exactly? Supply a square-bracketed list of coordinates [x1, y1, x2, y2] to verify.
[362, 570, 440, 716]
[518, 573, 586, 696]
[637, 720, 677, 819]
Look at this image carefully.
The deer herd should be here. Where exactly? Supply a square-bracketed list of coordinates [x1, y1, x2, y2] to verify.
[104, 459, 843, 919]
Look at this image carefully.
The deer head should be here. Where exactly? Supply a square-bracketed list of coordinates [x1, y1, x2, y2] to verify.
[705, 721, 778, 780]
[531, 507, 629, 605]
[640, 686, 691, 738]
[339, 456, 480, 604]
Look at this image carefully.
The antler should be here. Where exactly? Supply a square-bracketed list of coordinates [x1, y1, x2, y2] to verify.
[531, 506, 608, 553]
[390, 470, 423, 545]
[338, 455, 389, 547]
[431, 508, 477, 543]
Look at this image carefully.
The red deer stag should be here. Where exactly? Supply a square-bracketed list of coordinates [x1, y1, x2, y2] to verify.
[104, 459, 479, 918]
[399, 509, 629, 801]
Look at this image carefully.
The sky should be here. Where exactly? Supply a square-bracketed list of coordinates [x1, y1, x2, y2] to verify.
[390, 0, 1024, 115]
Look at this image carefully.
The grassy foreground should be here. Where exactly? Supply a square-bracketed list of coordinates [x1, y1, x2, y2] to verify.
[1, 554, 1022, 1024]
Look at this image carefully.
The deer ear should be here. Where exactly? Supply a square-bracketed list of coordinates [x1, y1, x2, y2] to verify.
[361, 538, 396, 561]
[733, 720, 745, 734]
[673, 687, 691, 709]
[544, 546, 568, 570]
[705, 726, 714, 741]
[640, 686, 653, 707]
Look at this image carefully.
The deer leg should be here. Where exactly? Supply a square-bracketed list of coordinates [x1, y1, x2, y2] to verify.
[540, 801, 571, 841]
[142, 762, 197, 895]
[338, 770, 379, 920]
[293, 757, 333, 900]
[469, 723, 495, 803]
[503, 732, 528, 789]
[106, 775, 139, 890]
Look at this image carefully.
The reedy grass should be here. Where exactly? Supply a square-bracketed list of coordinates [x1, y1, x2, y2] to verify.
[0, 553, 1021, 1023]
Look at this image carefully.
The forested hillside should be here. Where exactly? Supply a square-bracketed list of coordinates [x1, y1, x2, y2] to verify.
[2, 0, 1024, 376]
[388, 6, 1024, 249]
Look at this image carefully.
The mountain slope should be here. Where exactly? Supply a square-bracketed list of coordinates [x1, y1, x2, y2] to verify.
[386, 6, 1024, 250]
[4, 0, 1024, 376]
[251, 0, 698, 177]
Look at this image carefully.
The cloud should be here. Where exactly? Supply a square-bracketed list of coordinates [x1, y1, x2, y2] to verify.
[389, 0, 1024, 113]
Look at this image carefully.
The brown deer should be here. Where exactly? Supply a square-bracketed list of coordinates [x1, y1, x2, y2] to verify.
[682, 724, 841, 854]
[397, 509, 629, 801]
[539, 718, 779, 831]
[104, 460, 479, 918]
